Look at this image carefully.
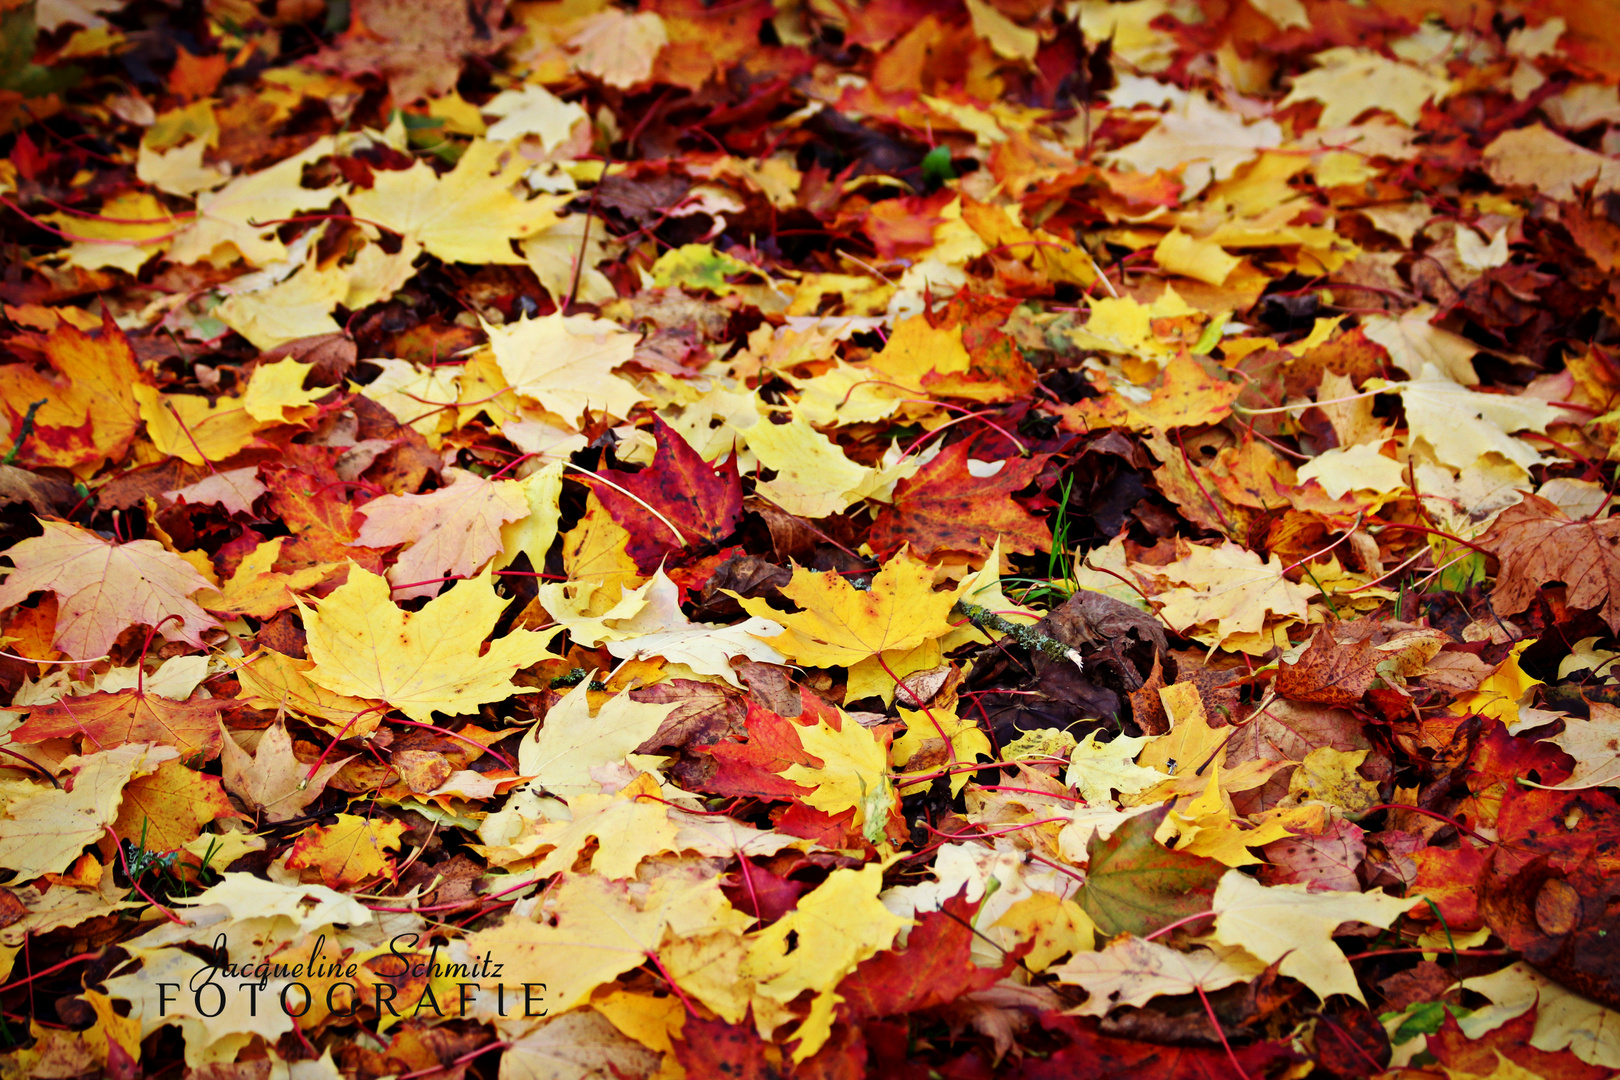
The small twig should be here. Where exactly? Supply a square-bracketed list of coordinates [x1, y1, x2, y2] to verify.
[2, 400, 46, 465]
[0, 745, 60, 787]
[958, 602, 1083, 669]
[564, 461, 687, 545]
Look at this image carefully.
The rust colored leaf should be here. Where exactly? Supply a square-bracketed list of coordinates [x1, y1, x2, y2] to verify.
[1313, 1003, 1390, 1080]
[1479, 493, 1620, 634]
[869, 441, 1052, 558]
[261, 460, 388, 581]
[671, 1013, 782, 1080]
[1275, 628, 1379, 707]
[112, 760, 235, 851]
[14, 689, 228, 761]
[1427, 1007, 1612, 1080]
[0, 318, 148, 473]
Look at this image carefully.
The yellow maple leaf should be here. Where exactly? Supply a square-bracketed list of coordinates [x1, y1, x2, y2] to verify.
[218, 719, 354, 822]
[516, 680, 673, 798]
[1460, 962, 1620, 1070]
[1281, 46, 1453, 128]
[137, 358, 326, 465]
[137, 139, 228, 197]
[1053, 935, 1265, 1014]
[298, 563, 560, 722]
[200, 537, 336, 619]
[958, 200, 1100, 288]
[103, 944, 295, 1066]
[892, 703, 992, 797]
[1287, 747, 1380, 815]
[1150, 541, 1317, 650]
[556, 491, 643, 600]
[112, 759, 236, 854]
[136, 384, 262, 466]
[494, 461, 565, 577]
[359, 358, 462, 444]
[214, 261, 351, 351]
[284, 813, 407, 888]
[738, 550, 964, 667]
[1138, 682, 1230, 776]
[1397, 364, 1564, 477]
[1154, 228, 1242, 285]
[1449, 638, 1541, 727]
[482, 84, 588, 146]
[516, 772, 683, 878]
[742, 409, 909, 519]
[0, 745, 174, 878]
[345, 139, 566, 265]
[744, 864, 908, 1059]
[234, 648, 381, 735]
[166, 137, 343, 266]
[864, 313, 974, 392]
[77, 990, 142, 1070]
[1208, 870, 1415, 1002]
[1294, 442, 1408, 498]
[1105, 94, 1283, 199]
[1160, 770, 1295, 866]
[845, 640, 942, 705]
[44, 191, 178, 274]
[593, 990, 685, 1055]
[483, 312, 646, 426]
[993, 891, 1097, 971]
[457, 872, 732, 1017]
[1066, 731, 1169, 804]
[783, 706, 898, 840]
[787, 359, 910, 426]
[1064, 288, 1199, 362]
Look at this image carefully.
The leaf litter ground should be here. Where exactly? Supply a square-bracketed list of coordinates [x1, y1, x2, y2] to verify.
[2, 0, 1620, 1077]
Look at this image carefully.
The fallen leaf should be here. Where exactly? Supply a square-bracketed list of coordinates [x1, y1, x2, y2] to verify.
[217, 719, 353, 823]
[0, 319, 148, 473]
[12, 686, 228, 760]
[1479, 494, 1620, 634]
[737, 550, 964, 667]
[354, 467, 532, 600]
[870, 440, 1052, 557]
[1076, 805, 1226, 938]
[0, 744, 175, 878]
[0, 518, 217, 660]
[483, 311, 645, 426]
[517, 680, 674, 798]
[299, 563, 560, 722]
[284, 812, 407, 888]
[1209, 870, 1415, 1003]
[111, 759, 234, 851]
[588, 415, 744, 571]
[1052, 935, 1263, 1017]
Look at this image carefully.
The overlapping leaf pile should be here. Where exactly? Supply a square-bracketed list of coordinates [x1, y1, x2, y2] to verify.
[2, 0, 1620, 1076]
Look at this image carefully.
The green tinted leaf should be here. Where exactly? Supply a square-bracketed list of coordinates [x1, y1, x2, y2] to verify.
[1076, 805, 1226, 937]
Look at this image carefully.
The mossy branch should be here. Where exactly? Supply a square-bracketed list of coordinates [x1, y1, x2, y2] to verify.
[957, 602, 1083, 669]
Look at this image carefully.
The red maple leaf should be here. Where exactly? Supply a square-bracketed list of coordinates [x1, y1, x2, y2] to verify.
[698, 701, 818, 800]
[591, 414, 744, 572]
[837, 893, 1014, 1019]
